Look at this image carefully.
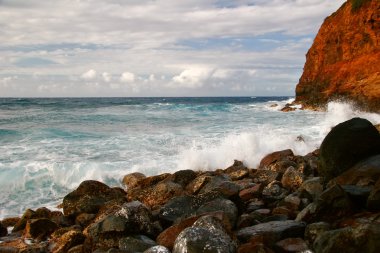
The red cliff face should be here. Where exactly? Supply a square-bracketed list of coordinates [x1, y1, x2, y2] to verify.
[295, 0, 380, 112]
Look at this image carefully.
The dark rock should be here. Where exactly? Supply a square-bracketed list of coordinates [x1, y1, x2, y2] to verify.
[367, 177, 380, 210]
[122, 172, 146, 189]
[259, 149, 294, 169]
[170, 170, 197, 187]
[196, 198, 238, 228]
[173, 215, 236, 253]
[156, 216, 199, 250]
[319, 118, 380, 183]
[237, 220, 306, 243]
[67, 244, 84, 253]
[262, 181, 288, 202]
[239, 184, 262, 201]
[127, 180, 184, 208]
[283, 195, 301, 211]
[12, 209, 36, 232]
[217, 181, 241, 199]
[296, 184, 353, 223]
[49, 230, 85, 253]
[274, 238, 309, 253]
[143, 245, 171, 253]
[63, 180, 126, 217]
[246, 199, 265, 212]
[0, 246, 19, 253]
[199, 175, 231, 194]
[1, 217, 20, 228]
[0, 222, 7, 237]
[75, 213, 96, 228]
[313, 223, 380, 253]
[159, 191, 221, 225]
[118, 235, 156, 252]
[281, 105, 296, 112]
[24, 218, 58, 240]
[136, 173, 171, 188]
[304, 222, 331, 245]
[237, 242, 274, 253]
[281, 167, 304, 192]
[298, 177, 323, 201]
[341, 185, 372, 207]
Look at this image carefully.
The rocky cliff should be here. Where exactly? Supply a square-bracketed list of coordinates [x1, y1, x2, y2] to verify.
[295, 0, 380, 112]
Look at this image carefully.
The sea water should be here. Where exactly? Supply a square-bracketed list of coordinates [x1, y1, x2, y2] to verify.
[0, 97, 379, 218]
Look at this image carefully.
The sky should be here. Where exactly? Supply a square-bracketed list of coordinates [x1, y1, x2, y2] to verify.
[0, 0, 345, 97]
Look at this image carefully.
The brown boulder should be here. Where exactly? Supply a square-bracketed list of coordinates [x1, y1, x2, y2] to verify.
[259, 149, 294, 169]
[122, 172, 146, 189]
[281, 167, 304, 192]
[49, 230, 85, 253]
[274, 237, 309, 253]
[24, 218, 58, 240]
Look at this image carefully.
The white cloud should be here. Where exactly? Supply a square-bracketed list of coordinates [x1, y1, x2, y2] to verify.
[81, 69, 97, 80]
[120, 71, 135, 83]
[172, 67, 213, 88]
[102, 72, 111, 82]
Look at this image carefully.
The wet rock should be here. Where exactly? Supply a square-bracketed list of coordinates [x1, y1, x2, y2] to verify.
[342, 185, 372, 207]
[237, 220, 306, 243]
[367, 178, 380, 210]
[313, 223, 380, 253]
[185, 175, 211, 194]
[67, 244, 84, 253]
[199, 175, 231, 194]
[156, 216, 199, 250]
[298, 177, 323, 201]
[0, 222, 7, 237]
[122, 172, 146, 189]
[1, 217, 20, 228]
[281, 167, 304, 192]
[274, 237, 309, 253]
[49, 230, 85, 253]
[12, 209, 37, 232]
[159, 191, 221, 225]
[237, 242, 274, 253]
[128, 180, 184, 208]
[296, 184, 353, 223]
[304, 222, 331, 245]
[283, 195, 301, 211]
[143, 245, 171, 253]
[63, 180, 126, 217]
[319, 118, 380, 183]
[173, 215, 236, 253]
[170, 170, 197, 187]
[75, 213, 96, 228]
[24, 218, 58, 240]
[196, 198, 238, 227]
[259, 149, 294, 169]
[252, 170, 281, 185]
[136, 173, 171, 188]
[262, 181, 288, 202]
[119, 235, 156, 252]
[239, 184, 262, 201]
[281, 105, 296, 112]
[217, 181, 241, 199]
[246, 199, 265, 212]
[224, 160, 249, 180]
[332, 155, 380, 186]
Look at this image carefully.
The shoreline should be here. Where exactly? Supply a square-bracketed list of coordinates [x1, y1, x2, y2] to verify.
[1, 117, 380, 252]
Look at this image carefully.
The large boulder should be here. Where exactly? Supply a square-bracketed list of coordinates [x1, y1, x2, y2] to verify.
[318, 118, 380, 183]
[49, 230, 85, 253]
[63, 180, 126, 217]
[259, 149, 294, 170]
[24, 218, 58, 240]
[173, 215, 236, 253]
[118, 235, 157, 252]
[0, 222, 7, 237]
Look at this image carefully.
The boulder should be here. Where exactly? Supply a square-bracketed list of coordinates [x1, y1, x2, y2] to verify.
[274, 237, 309, 253]
[224, 160, 249, 180]
[185, 175, 211, 194]
[173, 215, 236, 253]
[196, 198, 238, 227]
[127, 180, 184, 208]
[143, 245, 171, 253]
[239, 184, 263, 201]
[12, 209, 37, 232]
[237, 220, 306, 243]
[304, 222, 331, 245]
[252, 170, 281, 185]
[0, 222, 7, 237]
[367, 177, 380, 210]
[319, 118, 380, 182]
[24, 218, 58, 240]
[63, 180, 126, 217]
[313, 223, 380, 253]
[122, 172, 146, 189]
[135, 173, 171, 188]
[262, 181, 288, 202]
[49, 230, 85, 253]
[199, 175, 231, 194]
[259, 149, 294, 169]
[170, 170, 197, 187]
[298, 177, 323, 201]
[118, 235, 156, 252]
[281, 167, 304, 192]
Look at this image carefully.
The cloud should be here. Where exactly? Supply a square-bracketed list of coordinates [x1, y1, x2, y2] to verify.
[102, 72, 111, 82]
[120, 71, 135, 83]
[172, 67, 213, 88]
[81, 69, 97, 80]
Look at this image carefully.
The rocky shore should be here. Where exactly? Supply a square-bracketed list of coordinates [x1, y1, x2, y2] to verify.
[1, 117, 380, 253]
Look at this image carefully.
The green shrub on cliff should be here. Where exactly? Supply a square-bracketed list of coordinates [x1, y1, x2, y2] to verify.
[351, 0, 370, 11]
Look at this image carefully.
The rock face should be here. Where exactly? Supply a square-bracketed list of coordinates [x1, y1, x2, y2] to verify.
[295, 0, 380, 112]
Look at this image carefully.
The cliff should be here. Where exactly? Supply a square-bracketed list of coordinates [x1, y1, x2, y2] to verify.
[295, 0, 380, 112]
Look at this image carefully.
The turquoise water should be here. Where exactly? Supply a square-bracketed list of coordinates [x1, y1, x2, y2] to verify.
[0, 97, 379, 218]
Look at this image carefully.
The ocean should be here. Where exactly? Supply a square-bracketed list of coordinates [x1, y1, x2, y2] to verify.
[0, 97, 379, 219]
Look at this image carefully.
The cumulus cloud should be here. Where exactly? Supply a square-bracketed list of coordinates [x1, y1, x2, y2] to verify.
[172, 67, 213, 88]
[102, 72, 111, 82]
[81, 69, 97, 80]
[120, 71, 135, 83]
